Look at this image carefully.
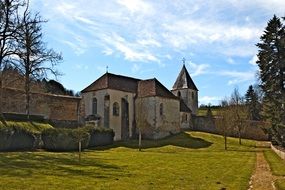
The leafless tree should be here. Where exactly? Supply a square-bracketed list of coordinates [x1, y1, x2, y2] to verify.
[14, 1, 62, 119]
[0, 0, 23, 123]
[215, 103, 235, 150]
[230, 88, 249, 145]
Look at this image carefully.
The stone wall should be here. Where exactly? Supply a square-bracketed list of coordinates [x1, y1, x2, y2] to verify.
[193, 116, 269, 141]
[2, 88, 83, 122]
[136, 96, 180, 139]
[180, 112, 192, 129]
[271, 144, 285, 160]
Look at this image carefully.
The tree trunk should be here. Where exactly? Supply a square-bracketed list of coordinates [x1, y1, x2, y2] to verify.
[78, 141, 81, 163]
[224, 129, 227, 150]
[139, 128, 142, 151]
[238, 129, 242, 145]
[25, 73, 30, 120]
[0, 71, 7, 126]
[224, 135, 227, 150]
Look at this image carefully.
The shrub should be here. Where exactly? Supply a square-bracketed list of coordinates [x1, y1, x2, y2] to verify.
[42, 128, 90, 151]
[0, 126, 37, 151]
[0, 121, 53, 151]
[85, 125, 114, 147]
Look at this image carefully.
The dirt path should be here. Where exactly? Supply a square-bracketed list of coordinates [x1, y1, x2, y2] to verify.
[248, 152, 275, 190]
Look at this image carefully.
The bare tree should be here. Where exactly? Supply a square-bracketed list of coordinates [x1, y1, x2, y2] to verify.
[14, 1, 62, 119]
[230, 88, 249, 145]
[0, 0, 22, 123]
[215, 101, 234, 150]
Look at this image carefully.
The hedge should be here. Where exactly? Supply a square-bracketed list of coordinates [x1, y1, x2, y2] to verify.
[42, 128, 90, 151]
[85, 125, 114, 147]
[0, 126, 36, 151]
[0, 121, 53, 151]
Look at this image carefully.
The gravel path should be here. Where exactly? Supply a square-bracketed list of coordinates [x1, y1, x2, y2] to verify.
[248, 152, 276, 190]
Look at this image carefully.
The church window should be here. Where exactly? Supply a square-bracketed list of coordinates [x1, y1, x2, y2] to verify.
[178, 91, 181, 97]
[113, 102, 120, 116]
[160, 103, 163, 116]
[192, 92, 195, 100]
[92, 97, 97, 115]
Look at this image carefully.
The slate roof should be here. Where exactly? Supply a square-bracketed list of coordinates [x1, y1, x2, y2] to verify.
[180, 99, 191, 113]
[81, 73, 140, 93]
[137, 78, 179, 99]
[172, 64, 198, 91]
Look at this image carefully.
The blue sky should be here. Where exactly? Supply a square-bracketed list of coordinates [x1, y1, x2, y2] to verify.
[29, 0, 285, 105]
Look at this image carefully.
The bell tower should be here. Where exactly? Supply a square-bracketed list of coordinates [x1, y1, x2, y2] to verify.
[172, 62, 198, 115]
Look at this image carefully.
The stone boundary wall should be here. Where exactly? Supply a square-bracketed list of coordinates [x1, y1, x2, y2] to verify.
[2, 87, 84, 123]
[193, 116, 268, 141]
[271, 144, 285, 160]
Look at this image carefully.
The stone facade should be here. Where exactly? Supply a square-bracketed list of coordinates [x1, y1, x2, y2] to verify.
[172, 89, 198, 115]
[81, 71, 187, 141]
[82, 88, 136, 141]
[136, 96, 180, 139]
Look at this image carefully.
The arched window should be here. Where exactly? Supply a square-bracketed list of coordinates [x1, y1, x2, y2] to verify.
[92, 97, 97, 115]
[159, 103, 163, 116]
[113, 102, 120, 116]
[177, 91, 181, 98]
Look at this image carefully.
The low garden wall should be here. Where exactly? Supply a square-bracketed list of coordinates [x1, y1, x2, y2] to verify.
[193, 116, 269, 141]
[271, 144, 285, 160]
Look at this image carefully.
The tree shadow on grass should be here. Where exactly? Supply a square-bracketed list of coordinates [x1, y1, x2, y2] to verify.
[94, 132, 213, 151]
[0, 152, 126, 179]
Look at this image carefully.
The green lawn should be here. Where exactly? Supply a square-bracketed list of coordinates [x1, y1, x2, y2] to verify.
[263, 149, 285, 190]
[197, 108, 219, 116]
[0, 132, 257, 190]
[263, 149, 285, 176]
[276, 179, 285, 190]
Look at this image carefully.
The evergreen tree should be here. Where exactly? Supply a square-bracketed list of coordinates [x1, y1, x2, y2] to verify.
[256, 15, 285, 145]
[245, 85, 261, 120]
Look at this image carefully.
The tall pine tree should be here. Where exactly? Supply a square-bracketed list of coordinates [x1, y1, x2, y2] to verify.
[245, 85, 260, 120]
[256, 15, 285, 145]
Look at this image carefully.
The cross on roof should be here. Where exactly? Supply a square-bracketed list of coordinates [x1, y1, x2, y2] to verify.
[182, 57, 186, 64]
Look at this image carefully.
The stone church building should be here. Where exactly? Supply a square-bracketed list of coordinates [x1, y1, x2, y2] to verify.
[81, 65, 198, 141]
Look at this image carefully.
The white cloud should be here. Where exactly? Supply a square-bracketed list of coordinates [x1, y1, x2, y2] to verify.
[199, 96, 221, 105]
[116, 0, 154, 15]
[219, 70, 255, 85]
[102, 48, 114, 56]
[226, 57, 235, 64]
[187, 61, 210, 77]
[249, 55, 258, 66]
[61, 40, 86, 55]
[31, 0, 283, 64]
[131, 63, 141, 73]
[100, 33, 160, 63]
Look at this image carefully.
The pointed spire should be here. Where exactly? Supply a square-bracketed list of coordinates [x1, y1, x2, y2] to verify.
[172, 64, 198, 91]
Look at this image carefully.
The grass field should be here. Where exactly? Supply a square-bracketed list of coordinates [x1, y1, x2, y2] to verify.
[264, 149, 285, 190]
[0, 132, 258, 190]
[197, 108, 219, 116]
